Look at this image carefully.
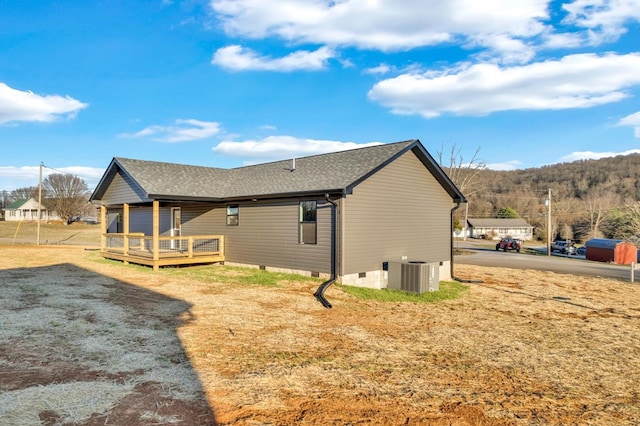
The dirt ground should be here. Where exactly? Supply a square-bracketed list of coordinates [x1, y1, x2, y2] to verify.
[1, 245, 640, 425]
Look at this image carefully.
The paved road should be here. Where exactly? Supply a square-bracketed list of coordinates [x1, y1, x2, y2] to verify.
[454, 245, 637, 281]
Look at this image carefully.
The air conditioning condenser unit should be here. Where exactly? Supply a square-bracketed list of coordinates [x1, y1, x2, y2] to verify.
[387, 261, 439, 294]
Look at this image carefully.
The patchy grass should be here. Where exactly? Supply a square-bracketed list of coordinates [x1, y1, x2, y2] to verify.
[4, 245, 640, 425]
[166, 265, 323, 287]
[166, 265, 322, 287]
[0, 220, 101, 245]
[91, 254, 323, 287]
[0, 256, 207, 424]
[339, 280, 468, 303]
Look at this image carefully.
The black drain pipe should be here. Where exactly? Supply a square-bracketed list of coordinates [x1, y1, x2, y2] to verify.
[314, 193, 337, 308]
[450, 201, 462, 280]
[449, 202, 483, 283]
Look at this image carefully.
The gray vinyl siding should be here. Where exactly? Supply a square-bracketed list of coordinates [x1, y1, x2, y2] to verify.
[101, 172, 150, 205]
[128, 207, 152, 235]
[343, 151, 453, 275]
[128, 206, 171, 236]
[181, 204, 223, 235]
[106, 206, 170, 235]
[176, 200, 331, 273]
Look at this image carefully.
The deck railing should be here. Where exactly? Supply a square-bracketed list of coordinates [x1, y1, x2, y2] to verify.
[104, 233, 224, 260]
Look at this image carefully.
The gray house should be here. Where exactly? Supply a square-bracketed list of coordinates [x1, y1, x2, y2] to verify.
[89, 140, 465, 290]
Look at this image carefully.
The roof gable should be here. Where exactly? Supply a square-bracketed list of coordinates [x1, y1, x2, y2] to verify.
[90, 140, 465, 203]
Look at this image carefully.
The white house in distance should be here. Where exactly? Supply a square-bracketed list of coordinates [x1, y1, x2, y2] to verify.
[465, 218, 534, 241]
[3, 198, 60, 222]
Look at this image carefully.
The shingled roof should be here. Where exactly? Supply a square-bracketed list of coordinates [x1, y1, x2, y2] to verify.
[467, 218, 532, 228]
[90, 140, 465, 203]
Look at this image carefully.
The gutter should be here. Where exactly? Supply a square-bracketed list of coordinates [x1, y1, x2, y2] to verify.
[450, 201, 484, 284]
[450, 201, 462, 280]
[314, 193, 338, 309]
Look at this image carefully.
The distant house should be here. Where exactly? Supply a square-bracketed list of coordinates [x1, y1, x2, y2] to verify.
[89, 140, 466, 289]
[466, 218, 534, 241]
[3, 198, 60, 222]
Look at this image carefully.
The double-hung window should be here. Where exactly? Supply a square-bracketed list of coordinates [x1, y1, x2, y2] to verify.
[299, 201, 317, 244]
[226, 205, 239, 226]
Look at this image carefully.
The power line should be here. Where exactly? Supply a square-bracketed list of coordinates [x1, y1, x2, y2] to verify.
[42, 164, 100, 181]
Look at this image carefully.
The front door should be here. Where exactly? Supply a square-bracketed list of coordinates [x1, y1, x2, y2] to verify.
[171, 207, 181, 249]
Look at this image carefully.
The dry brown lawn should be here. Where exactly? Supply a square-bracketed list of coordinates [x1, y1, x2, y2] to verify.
[0, 221, 101, 246]
[1, 245, 640, 425]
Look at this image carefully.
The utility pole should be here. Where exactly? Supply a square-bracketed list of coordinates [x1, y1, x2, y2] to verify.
[546, 188, 552, 256]
[37, 162, 43, 246]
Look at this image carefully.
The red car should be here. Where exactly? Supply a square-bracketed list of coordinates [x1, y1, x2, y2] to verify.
[496, 238, 521, 252]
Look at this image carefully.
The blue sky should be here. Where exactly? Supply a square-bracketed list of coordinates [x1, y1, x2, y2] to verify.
[1, 0, 640, 192]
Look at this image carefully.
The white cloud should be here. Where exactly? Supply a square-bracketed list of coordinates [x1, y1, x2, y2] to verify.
[119, 119, 222, 142]
[212, 45, 334, 71]
[212, 136, 382, 161]
[209, 0, 640, 65]
[541, 31, 585, 49]
[364, 63, 391, 75]
[368, 52, 640, 118]
[618, 111, 640, 137]
[0, 165, 105, 190]
[55, 166, 106, 181]
[560, 148, 640, 162]
[0, 83, 88, 125]
[486, 160, 523, 171]
[470, 34, 536, 64]
[562, 0, 640, 44]
[210, 0, 548, 59]
[0, 166, 41, 181]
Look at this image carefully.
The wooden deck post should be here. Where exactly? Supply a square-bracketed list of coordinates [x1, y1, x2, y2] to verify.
[152, 200, 160, 271]
[100, 205, 107, 252]
[187, 236, 194, 258]
[123, 203, 130, 264]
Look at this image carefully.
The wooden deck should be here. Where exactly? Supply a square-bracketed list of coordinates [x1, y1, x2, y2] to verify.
[101, 234, 225, 270]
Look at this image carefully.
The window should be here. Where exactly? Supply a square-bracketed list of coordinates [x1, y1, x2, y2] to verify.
[299, 201, 317, 244]
[226, 205, 239, 226]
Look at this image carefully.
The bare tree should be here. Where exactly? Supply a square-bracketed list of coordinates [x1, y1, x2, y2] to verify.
[553, 196, 580, 240]
[580, 189, 620, 239]
[605, 203, 640, 244]
[437, 144, 486, 196]
[9, 186, 40, 203]
[437, 144, 487, 239]
[42, 173, 90, 224]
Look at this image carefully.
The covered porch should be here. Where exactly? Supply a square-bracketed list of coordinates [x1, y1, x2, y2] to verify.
[99, 202, 225, 271]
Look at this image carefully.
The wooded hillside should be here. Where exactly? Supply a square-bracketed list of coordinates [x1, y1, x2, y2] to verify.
[452, 153, 640, 243]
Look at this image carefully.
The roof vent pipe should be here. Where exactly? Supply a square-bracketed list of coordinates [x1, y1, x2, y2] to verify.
[291, 158, 296, 171]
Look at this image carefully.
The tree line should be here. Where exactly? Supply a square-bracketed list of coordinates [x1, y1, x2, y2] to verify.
[1, 174, 93, 224]
[441, 147, 640, 244]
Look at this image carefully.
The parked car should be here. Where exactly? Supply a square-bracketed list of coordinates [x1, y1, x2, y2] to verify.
[496, 238, 521, 252]
[574, 246, 586, 256]
[551, 240, 575, 254]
